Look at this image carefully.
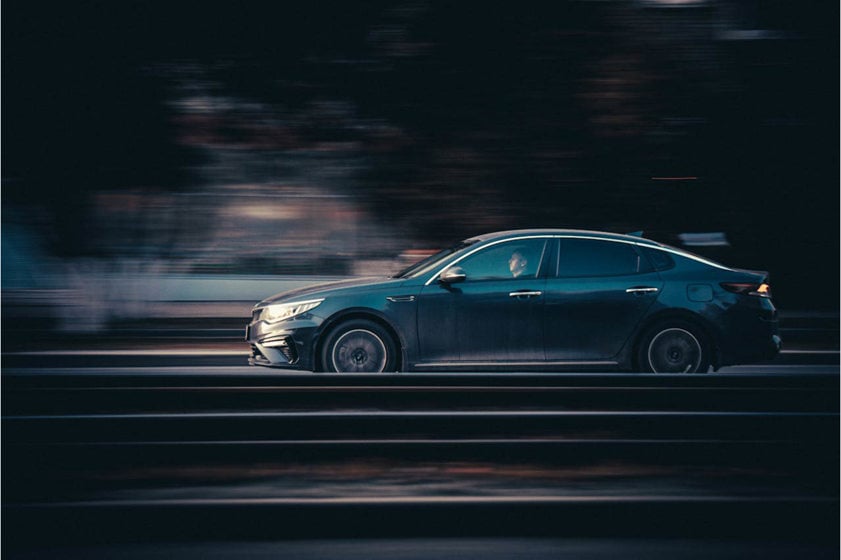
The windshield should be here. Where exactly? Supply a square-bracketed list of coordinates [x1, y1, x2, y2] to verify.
[391, 240, 478, 279]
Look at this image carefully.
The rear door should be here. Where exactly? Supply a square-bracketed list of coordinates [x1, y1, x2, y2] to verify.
[543, 238, 662, 361]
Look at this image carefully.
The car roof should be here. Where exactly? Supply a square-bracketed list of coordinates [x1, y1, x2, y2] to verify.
[464, 229, 664, 247]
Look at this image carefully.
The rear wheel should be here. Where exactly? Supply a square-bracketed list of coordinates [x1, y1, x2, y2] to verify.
[637, 321, 710, 373]
[320, 319, 397, 373]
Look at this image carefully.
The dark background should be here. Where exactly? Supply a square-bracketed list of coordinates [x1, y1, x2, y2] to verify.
[3, 0, 838, 310]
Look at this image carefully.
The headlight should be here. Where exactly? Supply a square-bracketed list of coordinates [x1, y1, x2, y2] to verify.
[260, 299, 324, 323]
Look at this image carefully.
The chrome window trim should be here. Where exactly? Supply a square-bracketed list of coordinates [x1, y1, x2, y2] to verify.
[552, 235, 731, 271]
[548, 234, 732, 272]
[635, 243, 732, 271]
[424, 234, 733, 286]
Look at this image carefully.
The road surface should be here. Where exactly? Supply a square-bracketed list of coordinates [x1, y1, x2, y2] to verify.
[2, 347, 838, 559]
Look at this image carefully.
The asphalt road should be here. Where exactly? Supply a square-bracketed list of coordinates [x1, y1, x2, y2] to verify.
[2, 350, 838, 559]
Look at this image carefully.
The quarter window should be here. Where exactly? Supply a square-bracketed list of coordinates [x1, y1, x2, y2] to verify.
[639, 246, 675, 271]
[456, 239, 547, 281]
[558, 239, 651, 277]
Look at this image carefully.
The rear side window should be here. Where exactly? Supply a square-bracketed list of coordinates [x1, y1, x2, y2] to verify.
[639, 246, 675, 271]
[558, 239, 652, 277]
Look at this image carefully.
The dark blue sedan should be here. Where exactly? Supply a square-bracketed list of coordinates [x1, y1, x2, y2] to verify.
[246, 229, 781, 373]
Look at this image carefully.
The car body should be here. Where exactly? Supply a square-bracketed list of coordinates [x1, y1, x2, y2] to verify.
[246, 229, 781, 373]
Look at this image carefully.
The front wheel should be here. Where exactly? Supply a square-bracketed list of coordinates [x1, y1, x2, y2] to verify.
[637, 321, 710, 374]
[320, 319, 398, 373]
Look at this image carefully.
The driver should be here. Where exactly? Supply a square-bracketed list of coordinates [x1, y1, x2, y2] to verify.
[509, 250, 528, 278]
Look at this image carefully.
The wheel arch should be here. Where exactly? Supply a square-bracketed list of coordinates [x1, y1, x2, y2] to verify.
[313, 309, 405, 372]
[631, 309, 722, 371]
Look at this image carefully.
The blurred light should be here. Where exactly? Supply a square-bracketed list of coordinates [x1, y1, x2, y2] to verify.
[679, 232, 730, 247]
[651, 177, 698, 181]
[230, 203, 302, 221]
[638, 0, 708, 7]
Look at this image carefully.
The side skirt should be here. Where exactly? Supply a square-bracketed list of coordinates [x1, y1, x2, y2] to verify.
[411, 360, 620, 372]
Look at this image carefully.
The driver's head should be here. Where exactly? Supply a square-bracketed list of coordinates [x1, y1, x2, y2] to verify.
[509, 250, 528, 277]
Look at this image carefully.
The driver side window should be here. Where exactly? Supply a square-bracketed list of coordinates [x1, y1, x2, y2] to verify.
[457, 239, 546, 281]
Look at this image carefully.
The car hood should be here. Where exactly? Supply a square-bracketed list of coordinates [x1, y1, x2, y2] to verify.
[257, 276, 403, 306]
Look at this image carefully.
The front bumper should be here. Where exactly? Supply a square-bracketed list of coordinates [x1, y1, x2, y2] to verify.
[245, 318, 319, 369]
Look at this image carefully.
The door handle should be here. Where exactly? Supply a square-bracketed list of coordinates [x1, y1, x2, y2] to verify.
[509, 290, 543, 298]
[626, 287, 659, 295]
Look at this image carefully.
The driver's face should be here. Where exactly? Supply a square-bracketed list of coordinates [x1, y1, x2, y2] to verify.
[509, 252, 527, 276]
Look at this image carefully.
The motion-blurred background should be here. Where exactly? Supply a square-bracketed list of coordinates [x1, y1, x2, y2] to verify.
[2, 1, 838, 336]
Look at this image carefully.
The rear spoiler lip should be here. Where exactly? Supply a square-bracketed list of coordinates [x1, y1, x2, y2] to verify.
[731, 268, 770, 282]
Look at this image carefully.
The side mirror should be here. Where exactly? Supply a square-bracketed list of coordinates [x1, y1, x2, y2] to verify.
[439, 266, 466, 284]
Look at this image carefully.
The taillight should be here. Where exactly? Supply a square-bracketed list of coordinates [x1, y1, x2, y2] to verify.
[721, 282, 772, 298]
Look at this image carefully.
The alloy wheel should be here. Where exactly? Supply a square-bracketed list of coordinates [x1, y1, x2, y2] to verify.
[647, 327, 703, 373]
[330, 329, 389, 373]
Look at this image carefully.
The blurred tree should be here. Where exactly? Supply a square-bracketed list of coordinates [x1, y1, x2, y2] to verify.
[2, 3, 198, 256]
[2, 1, 836, 306]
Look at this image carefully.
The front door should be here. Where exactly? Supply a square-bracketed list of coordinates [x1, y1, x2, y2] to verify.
[417, 238, 549, 366]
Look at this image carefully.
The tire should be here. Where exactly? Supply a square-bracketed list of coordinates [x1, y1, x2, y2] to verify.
[637, 320, 710, 374]
[320, 319, 398, 373]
